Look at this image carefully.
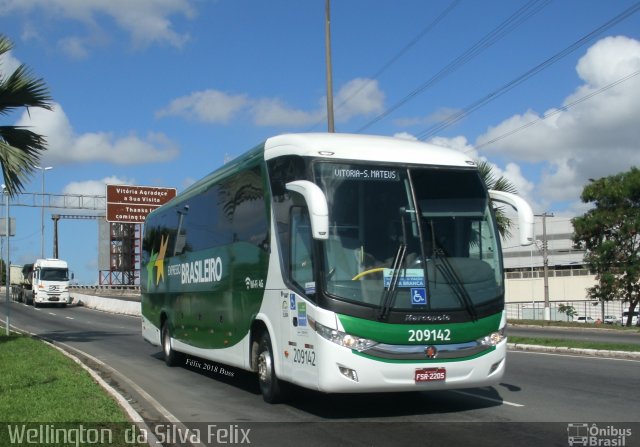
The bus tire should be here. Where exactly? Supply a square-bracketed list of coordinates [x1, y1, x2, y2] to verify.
[162, 322, 182, 367]
[257, 331, 285, 403]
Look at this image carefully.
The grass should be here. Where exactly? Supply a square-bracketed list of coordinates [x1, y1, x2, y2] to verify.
[0, 334, 144, 446]
[509, 319, 640, 332]
[508, 336, 640, 352]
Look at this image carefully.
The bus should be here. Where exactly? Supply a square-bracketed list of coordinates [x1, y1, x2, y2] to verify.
[141, 133, 534, 403]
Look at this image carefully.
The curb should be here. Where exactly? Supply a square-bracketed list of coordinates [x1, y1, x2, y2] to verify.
[508, 342, 640, 360]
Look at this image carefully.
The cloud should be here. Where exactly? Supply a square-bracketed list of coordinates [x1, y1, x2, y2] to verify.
[332, 78, 385, 122]
[57, 36, 91, 59]
[0, 49, 22, 76]
[0, 0, 195, 54]
[427, 135, 479, 160]
[476, 35, 640, 209]
[156, 90, 249, 124]
[157, 78, 385, 128]
[251, 99, 321, 127]
[63, 176, 134, 196]
[393, 132, 418, 141]
[16, 102, 179, 165]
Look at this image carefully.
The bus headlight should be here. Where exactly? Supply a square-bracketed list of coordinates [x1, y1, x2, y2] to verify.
[312, 321, 378, 351]
[477, 327, 506, 347]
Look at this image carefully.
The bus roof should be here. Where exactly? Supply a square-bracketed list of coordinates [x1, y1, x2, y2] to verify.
[152, 133, 477, 214]
[264, 133, 476, 167]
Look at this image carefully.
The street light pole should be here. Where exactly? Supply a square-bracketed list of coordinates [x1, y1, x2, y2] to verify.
[36, 166, 53, 259]
[3, 185, 9, 335]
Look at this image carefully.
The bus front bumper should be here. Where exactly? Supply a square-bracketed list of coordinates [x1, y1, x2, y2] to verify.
[316, 338, 507, 393]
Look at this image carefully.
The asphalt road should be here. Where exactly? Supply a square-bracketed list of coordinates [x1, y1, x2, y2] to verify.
[2, 302, 639, 447]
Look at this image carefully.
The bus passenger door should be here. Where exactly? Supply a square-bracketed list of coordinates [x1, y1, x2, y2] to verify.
[286, 206, 319, 386]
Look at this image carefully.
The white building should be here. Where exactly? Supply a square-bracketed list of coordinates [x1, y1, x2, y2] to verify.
[500, 215, 623, 320]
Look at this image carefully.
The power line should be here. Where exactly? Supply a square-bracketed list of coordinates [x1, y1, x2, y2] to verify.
[307, 0, 461, 132]
[355, 0, 551, 133]
[417, 1, 640, 141]
[474, 69, 640, 150]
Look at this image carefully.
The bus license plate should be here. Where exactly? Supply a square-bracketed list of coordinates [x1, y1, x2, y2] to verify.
[415, 367, 446, 383]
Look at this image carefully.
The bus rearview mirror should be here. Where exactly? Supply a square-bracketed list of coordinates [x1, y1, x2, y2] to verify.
[286, 180, 329, 240]
[489, 189, 534, 246]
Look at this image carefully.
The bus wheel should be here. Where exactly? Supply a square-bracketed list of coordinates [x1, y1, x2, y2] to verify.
[162, 323, 182, 367]
[257, 332, 285, 403]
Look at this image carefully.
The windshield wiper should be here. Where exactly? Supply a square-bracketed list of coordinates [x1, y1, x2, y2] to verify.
[427, 220, 478, 321]
[434, 248, 478, 322]
[378, 207, 411, 321]
[378, 243, 407, 321]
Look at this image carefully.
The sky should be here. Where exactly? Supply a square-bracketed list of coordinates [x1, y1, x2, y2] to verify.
[0, 0, 639, 284]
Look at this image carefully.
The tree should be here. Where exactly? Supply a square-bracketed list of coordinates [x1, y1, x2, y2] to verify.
[0, 34, 52, 196]
[572, 167, 640, 326]
[477, 160, 518, 239]
[557, 304, 577, 322]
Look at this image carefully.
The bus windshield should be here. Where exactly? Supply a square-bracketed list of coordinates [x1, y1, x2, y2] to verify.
[314, 162, 503, 314]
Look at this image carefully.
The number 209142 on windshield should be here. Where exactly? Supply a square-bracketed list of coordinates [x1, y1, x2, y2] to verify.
[415, 367, 446, 383]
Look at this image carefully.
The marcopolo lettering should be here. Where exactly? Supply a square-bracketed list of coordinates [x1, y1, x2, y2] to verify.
[181, 258, 223, 284]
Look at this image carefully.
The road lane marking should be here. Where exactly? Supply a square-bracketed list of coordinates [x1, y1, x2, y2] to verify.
[65, 316, 74, 320]
[48, 312, 56, 316]
[451, 390, 525, 407]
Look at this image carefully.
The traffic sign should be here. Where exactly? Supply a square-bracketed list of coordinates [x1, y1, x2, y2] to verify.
[106, 184, 176, 223]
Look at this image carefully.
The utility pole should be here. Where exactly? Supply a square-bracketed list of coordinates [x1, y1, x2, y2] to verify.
[324, 0, 335, 132]
[539, 212, 554, 321]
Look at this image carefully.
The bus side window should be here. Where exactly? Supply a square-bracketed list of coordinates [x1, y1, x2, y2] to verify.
[290, 207, 315, 297]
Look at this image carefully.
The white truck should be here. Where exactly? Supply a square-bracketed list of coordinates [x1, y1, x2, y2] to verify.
[24, 259, 72, 307]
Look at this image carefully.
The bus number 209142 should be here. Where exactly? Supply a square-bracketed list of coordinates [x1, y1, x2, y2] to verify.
[293, 348, 316, 366]
[408, 329, 451, 342]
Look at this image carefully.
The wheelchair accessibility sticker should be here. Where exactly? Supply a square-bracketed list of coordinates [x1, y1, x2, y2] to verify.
[411, 288, 427, 305]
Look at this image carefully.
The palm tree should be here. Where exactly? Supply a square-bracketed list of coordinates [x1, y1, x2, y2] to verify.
[477, 159, 517, 239]
[0, 34, 52, 196]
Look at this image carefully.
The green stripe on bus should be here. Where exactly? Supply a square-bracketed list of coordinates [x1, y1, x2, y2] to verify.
[338, 312, 502, 344]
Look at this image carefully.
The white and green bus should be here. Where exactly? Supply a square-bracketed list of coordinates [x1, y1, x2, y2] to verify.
[141, 133, 533, 403]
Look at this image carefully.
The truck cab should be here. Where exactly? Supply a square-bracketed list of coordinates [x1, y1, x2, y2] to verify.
[30, 258, 72, 307]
